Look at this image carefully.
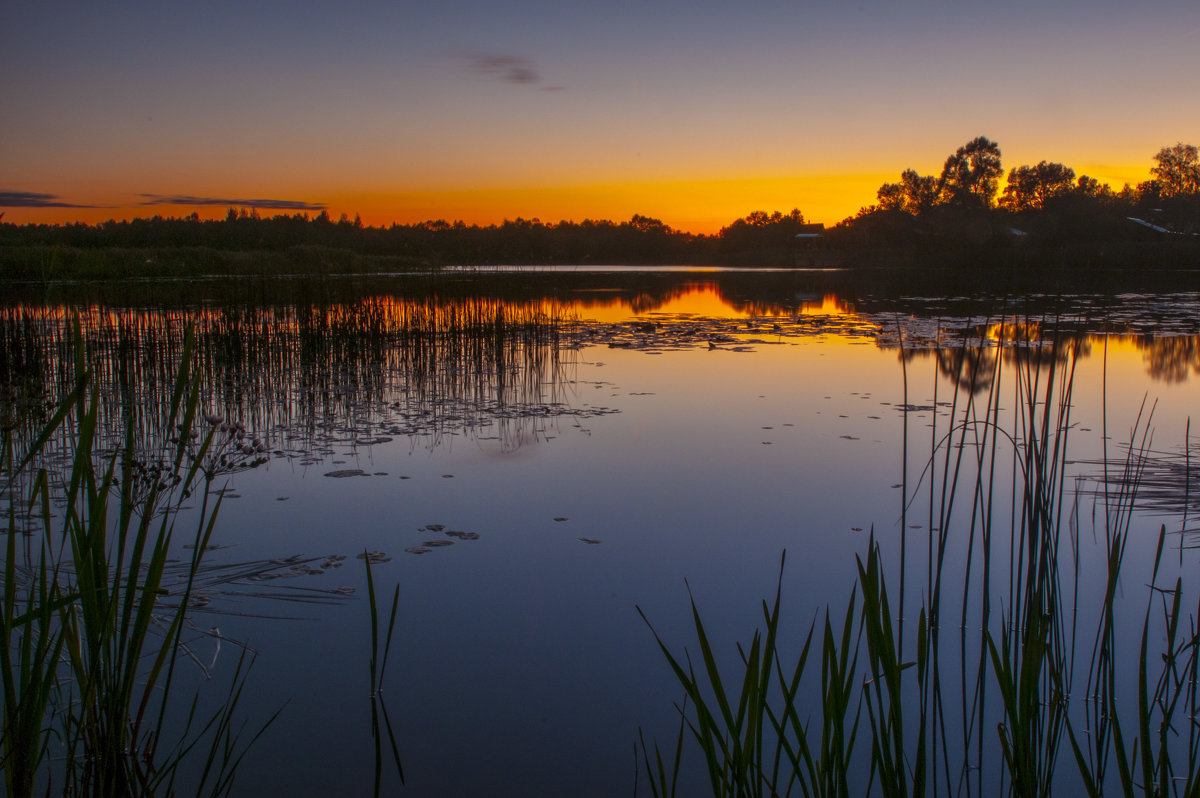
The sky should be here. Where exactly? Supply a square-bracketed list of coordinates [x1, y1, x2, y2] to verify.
[2, 0, 1198, 234]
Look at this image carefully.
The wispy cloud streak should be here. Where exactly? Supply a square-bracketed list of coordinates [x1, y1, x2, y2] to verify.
[467, 53, 562, 90]
[471, 54, 539, 84]
[0, 191, 97, 208]
[139, 194, 327, 211]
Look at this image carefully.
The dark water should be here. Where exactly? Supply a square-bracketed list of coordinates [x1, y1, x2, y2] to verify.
[3, 269, 1199, 796]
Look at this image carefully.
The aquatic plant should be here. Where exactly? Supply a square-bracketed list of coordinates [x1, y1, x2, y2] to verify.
[1067, 526, 1200, 798]
[639, 322, 1200, 796]
[363, 553, 404, 795]
[0, 325, 273, 797]
[0, 295, 578, 467]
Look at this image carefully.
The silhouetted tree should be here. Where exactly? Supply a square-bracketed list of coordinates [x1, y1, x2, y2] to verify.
[1074, 175, 1113, 200]
[720, 209, 807, 230]
[1135, 180, 1163, 205]
[939, 136, 1003, 208]
[715, 209, 814, 263]
[999, 161, 1077, 211]
[876, 169, 940, 215]
[875, 185, 904, 213]
[1150, 143, 1200, 197]
[627, 214, 671, 233]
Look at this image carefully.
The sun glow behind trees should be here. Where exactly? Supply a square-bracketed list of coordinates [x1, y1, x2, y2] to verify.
[2, 139, 1197, 243]
[868, 137, 1200, 222]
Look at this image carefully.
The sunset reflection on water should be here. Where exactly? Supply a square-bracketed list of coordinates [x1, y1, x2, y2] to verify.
[2, 277, 1199, 797]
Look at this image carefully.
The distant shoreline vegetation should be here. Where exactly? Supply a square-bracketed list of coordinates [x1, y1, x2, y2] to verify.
[1, 138, 1198, 281]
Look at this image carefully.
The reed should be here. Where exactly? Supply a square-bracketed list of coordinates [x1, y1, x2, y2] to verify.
[639, 320, 1200, 796]
[363, 553, 404, 795]
[639, 555, 796, 797]
[856, 535, 928, 798]
[0, 295, 574, 470]
[1067, 526, 1200, 798]
[0, 324, 271, 797]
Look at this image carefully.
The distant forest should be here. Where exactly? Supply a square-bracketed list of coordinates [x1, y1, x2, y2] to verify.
[2, 138, 1198, 272]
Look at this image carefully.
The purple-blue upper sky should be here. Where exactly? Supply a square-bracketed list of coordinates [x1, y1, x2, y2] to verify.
[3, 0, 1198, 230]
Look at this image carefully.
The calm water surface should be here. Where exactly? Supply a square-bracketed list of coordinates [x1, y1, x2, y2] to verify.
[3, 270, 1199, 796]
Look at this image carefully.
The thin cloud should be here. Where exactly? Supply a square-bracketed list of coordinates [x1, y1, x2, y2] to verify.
[468, 53, 561, 89]
[139, 194, 327, 211]
[472, 54, 539, 84]
[0, 191, 97, 208]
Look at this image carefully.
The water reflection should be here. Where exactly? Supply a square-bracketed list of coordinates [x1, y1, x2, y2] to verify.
[3, 274, 1200, 796]
[3, 285, 1200, 470]
[1140, 334, 1200, 382]
[890, 323, 1093, 396]
[0, 297, 600, 464]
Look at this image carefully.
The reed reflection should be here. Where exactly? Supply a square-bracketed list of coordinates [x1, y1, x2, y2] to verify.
[3, 288, 1199, 475]
[0, 297, 598, 478]
[891, 321, 1095, 396]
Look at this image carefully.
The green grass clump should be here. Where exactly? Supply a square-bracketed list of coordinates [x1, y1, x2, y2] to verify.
[640, 325, 1200, 797]
[1, 323, 272, 797]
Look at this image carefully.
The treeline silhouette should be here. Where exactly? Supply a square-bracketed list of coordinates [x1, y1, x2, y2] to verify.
[0, 211, 697, 265]
[0, 207, 824, 267]
[1, 139, 1197, 271]
[844, 138, 1200, 254]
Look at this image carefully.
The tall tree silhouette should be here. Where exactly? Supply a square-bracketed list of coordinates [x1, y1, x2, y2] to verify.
[876, 169, 940, 215]
[1150, 143, 1200, 197]
[939, 136, 1003, 208]
[999, 161, 1077, 211]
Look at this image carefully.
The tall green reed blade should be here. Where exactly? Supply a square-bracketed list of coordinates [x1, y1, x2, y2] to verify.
[814, 582, 862, 798]
[2, 319, 276, 796]
[147, 357, 227, 755]
[1068, 393, 1155, 792]
[1069, 525, 1200, 798]
[186, 648, 284, 798]
[0, 331, 92, 796]
[978, 333, 1080, 798]
[58, 338, 209, 794]
[363, 552, 405, 794]
[762, 617, 818, 798]
[638, 553, 792, 798]
[1, 473, 75, 797]
[637, 598, 748, 796]
[638, 696, 688, 798]
[640, 318, 1198, 798]
[985, 596, 1068, 798]
[639, 552, 871, 798]
[857, 536, 927, 798]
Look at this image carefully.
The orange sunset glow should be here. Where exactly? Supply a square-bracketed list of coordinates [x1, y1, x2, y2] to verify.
[3, 1, 1196, 234]
[0, 160, 1163, 236]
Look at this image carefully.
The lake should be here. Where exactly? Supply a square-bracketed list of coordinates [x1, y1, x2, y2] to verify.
[3, 267, 1199, 796]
